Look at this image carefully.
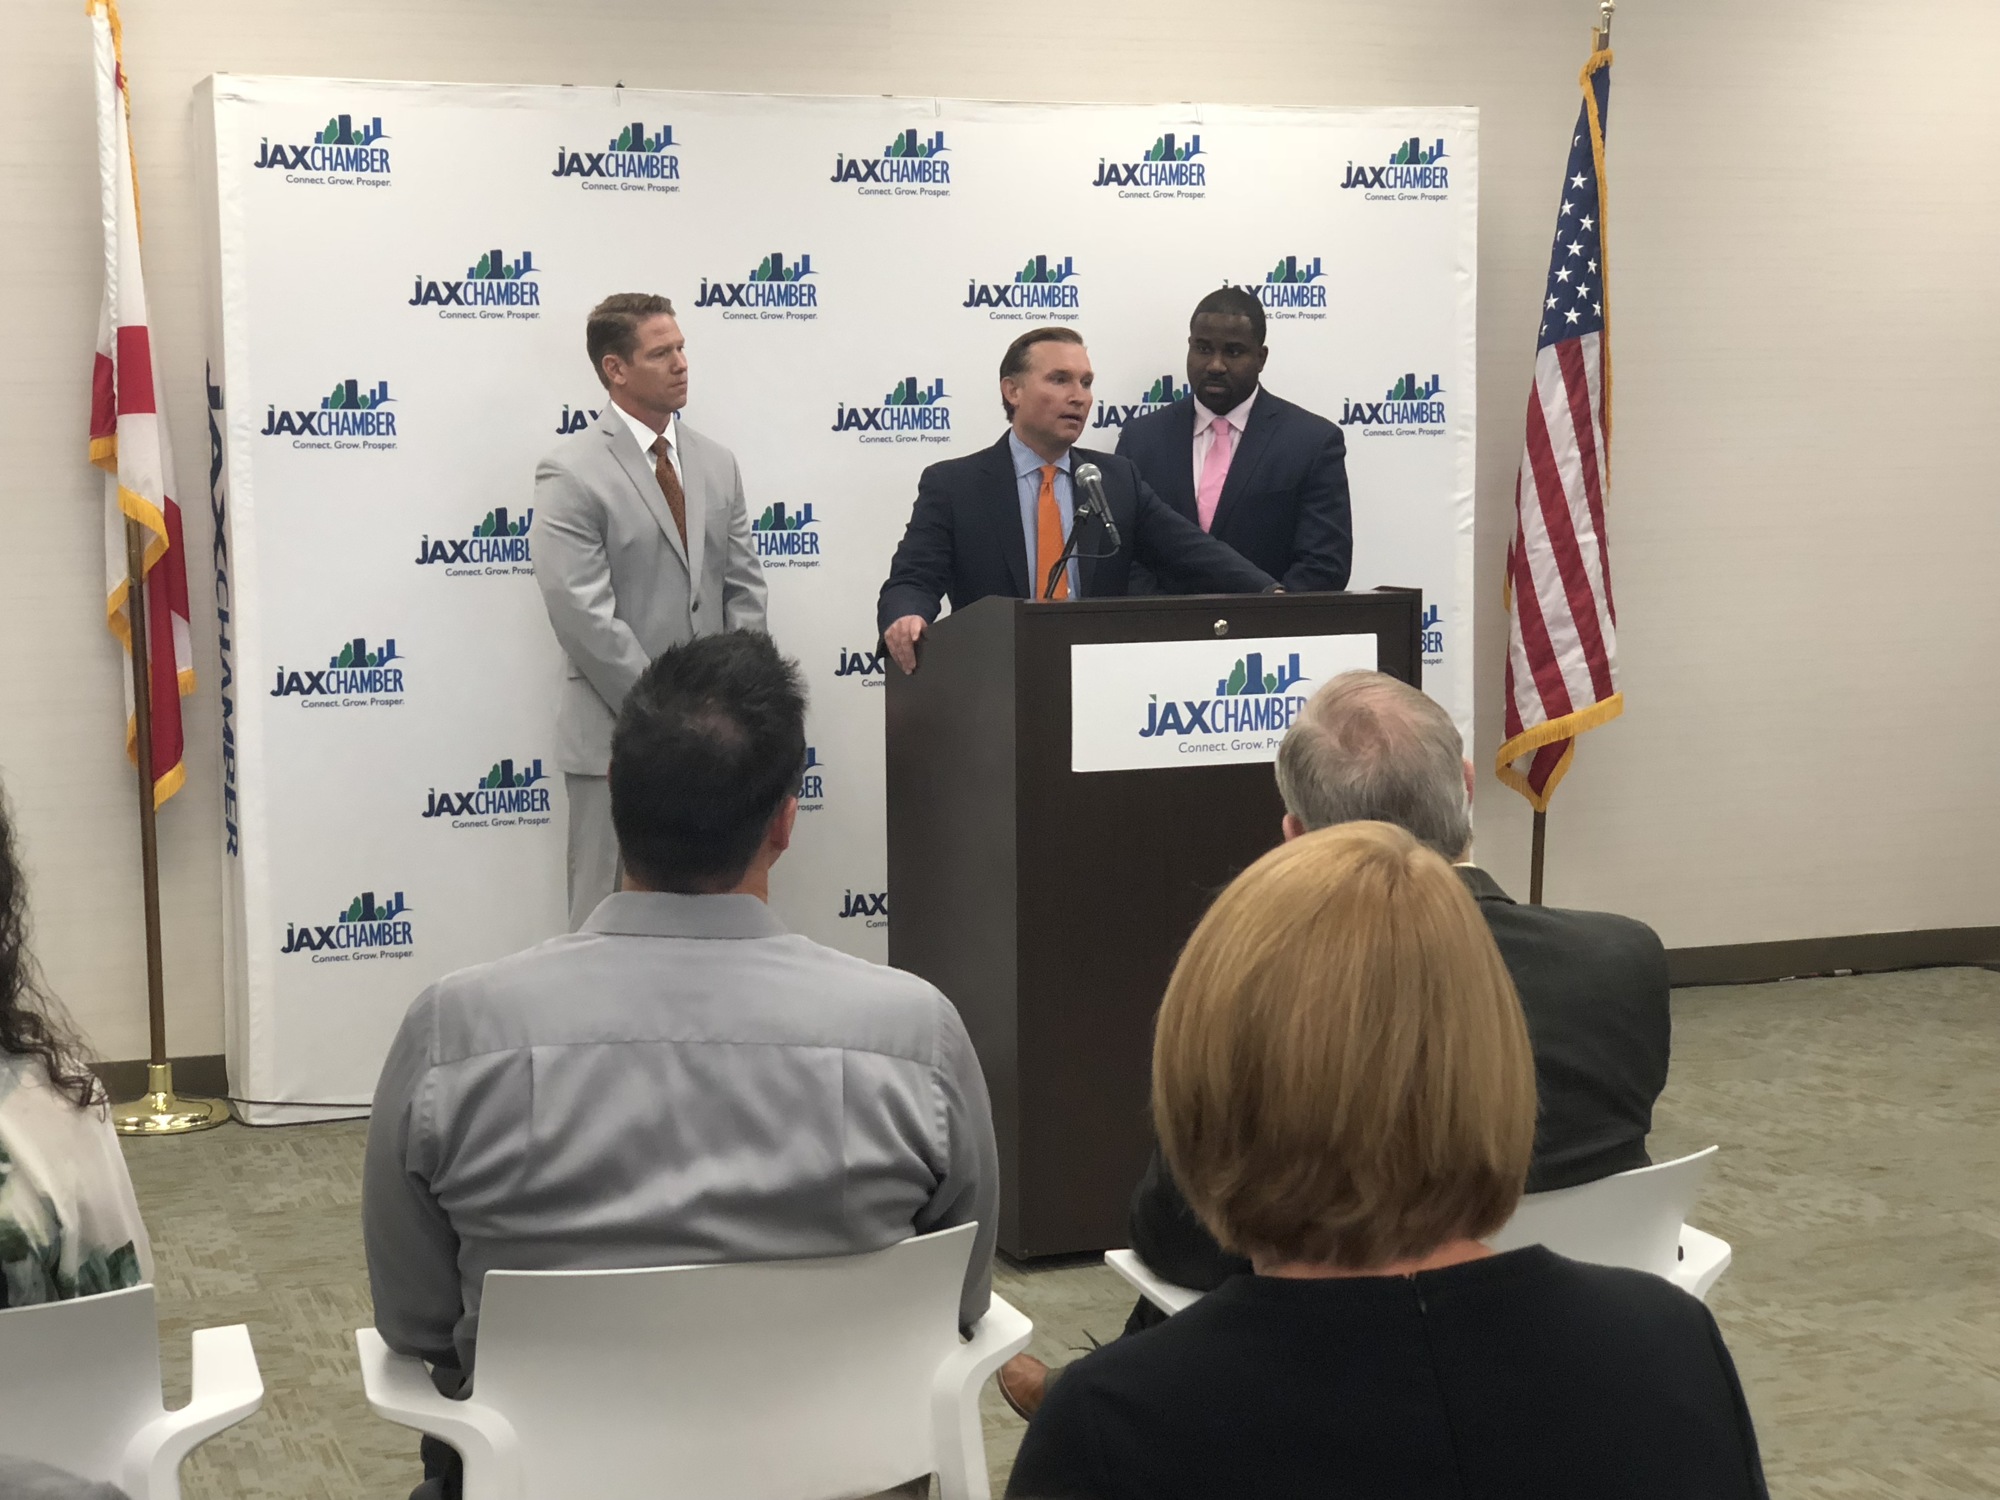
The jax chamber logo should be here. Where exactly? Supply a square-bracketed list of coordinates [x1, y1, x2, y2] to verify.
[281, 889, 413, 961]
[551, 120, 681, 193]
[253, 112, 391, 186]
[831, 128, 950, 196]
[695, 250, 818, 322]
[1138, 650, 1311, 744]
[269, 635, 405, 708]
[555, 401, 602, 435]
[750, 499, 821, 569]
[1419, 602, 1444, 668]
[834, 645, 886, 687]
[1094, 132, 1206, 198]
[415, 507, 533, 576]
[1238, 255, 1328, 320]
[1093, 374, 1189, 431]
[1341, 136, 1450, 199]
[1338, 370, 1447, 436]
[260, 376, 397, 450]
[962, 254, 1080, 321]
[408, 246, 542, 320]
[422, 757, 553, 828]
[797, 746, 827, 812]
[839, 888, 889, 928]
[832, 376, 952, 445]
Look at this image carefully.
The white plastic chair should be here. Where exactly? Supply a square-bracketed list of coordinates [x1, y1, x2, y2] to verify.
[355, 1223, 1031, 1500]
[1487, 1146, 1732, 1299]
[1108, 1148, 1734, 1317]
[0, 1284, 263, 1500]
[1103, 1247, 1202, 1316]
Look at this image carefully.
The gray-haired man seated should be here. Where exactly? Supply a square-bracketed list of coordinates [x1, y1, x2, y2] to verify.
[998, 670, 1671, 1417]
[364, 631, 999, 1499]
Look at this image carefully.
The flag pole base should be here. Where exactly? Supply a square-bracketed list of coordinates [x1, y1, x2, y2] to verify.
[111, 1062, 230, 1136]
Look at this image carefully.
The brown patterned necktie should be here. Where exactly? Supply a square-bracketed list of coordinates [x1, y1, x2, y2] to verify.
[649, 434, 688, 549]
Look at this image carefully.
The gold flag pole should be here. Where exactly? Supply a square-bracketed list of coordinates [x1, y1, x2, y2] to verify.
[111, 518, 226, 1135]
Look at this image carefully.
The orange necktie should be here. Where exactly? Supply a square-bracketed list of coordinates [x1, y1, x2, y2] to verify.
[1035, 464, 1069, 600]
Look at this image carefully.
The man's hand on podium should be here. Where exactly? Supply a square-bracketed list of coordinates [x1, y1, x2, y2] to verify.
[885, 615, 928, 674]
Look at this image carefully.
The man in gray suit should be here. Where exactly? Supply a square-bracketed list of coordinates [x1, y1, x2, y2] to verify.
[365, 632, 998, 1500]
[532, 292, 767, 929]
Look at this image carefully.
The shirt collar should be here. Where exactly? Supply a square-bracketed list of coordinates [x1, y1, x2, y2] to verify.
[1194, 386, 1259, 436]
[581, 891, 789, 940]
[611, 400, 674, 456]
[1007, 429, 1072, 480]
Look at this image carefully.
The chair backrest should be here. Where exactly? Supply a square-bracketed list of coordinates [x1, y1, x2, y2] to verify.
[1486, 1147, 1718, 1277]
[471, 1223, 976, 1500]
[0, 1284, 166, 1480]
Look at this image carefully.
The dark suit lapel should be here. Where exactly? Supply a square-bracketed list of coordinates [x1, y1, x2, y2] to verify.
[1209, 390, 1282, 537]
[599, 412, 690, 570]
[985, 435, 1031, 598]
[1157, 400, 1200, 520]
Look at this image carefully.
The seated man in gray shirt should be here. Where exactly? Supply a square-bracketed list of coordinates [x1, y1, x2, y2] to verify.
[363, 630, 999, 1500]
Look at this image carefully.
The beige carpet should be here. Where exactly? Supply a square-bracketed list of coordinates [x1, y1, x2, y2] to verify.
[121, 966, 2000, 1497]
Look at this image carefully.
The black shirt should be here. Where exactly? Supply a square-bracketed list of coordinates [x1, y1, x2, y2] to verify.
[1007, 1247, 1768, 1500]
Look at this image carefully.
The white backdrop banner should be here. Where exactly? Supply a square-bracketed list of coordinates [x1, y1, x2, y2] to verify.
[195, 76, 1478, 1122]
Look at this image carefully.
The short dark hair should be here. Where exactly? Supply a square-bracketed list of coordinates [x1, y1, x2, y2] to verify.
[609, 633, 807, 892]
[586, 292, 676, 389]
[1193, 285, 1266, 346]
[998, 326, 1085, 419]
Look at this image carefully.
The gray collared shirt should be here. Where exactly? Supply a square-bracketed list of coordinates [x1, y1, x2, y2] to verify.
[363, 892, 999, 1391]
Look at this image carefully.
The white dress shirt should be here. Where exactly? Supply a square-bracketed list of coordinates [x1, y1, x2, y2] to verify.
[612, 399, 683, 487]
[1191, 387, 1259, 493]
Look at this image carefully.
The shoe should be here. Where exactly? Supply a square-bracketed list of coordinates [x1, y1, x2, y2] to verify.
[996, 1352, 1050, 1420]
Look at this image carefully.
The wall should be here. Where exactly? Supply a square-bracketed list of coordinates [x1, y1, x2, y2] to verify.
[5, 0, 1996, 1061]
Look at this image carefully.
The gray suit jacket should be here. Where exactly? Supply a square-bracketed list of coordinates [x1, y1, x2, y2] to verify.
[531, 410, 767, 774]
[362, 893, 1000, 1392]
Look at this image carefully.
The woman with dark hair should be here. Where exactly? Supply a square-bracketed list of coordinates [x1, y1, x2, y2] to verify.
[0, 792, 151, 1307]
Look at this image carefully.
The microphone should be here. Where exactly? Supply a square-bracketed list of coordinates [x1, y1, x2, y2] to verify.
[1072, 462, 1121, 549]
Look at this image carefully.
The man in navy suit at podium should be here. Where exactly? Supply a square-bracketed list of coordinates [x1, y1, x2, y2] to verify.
[1115, 286, 1352, 594]
[877, 327, 1275, 674]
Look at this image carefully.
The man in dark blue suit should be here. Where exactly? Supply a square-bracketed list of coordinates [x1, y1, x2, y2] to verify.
[1115, 286, 1352, 593]
[877, 327, 1275, 673]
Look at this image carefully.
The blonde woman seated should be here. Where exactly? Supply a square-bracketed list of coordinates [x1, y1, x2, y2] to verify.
[1007, 822, 1767, 1500]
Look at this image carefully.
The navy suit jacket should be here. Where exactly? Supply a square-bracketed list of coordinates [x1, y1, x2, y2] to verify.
[1115, 389, 1352, 593]
[876, 434, 1275, 634]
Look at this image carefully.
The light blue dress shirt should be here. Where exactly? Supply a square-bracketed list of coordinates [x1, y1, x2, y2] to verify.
[1008, 430, 1080, 599]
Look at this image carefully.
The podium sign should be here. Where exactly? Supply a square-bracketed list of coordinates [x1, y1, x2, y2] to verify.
[1069, 633, 1381, 773]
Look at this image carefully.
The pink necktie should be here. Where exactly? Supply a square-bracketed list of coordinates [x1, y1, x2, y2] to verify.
[1196, 417, 1235, 532]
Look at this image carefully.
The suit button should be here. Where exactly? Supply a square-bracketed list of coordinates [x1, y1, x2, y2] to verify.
[692, 598, 702, 610]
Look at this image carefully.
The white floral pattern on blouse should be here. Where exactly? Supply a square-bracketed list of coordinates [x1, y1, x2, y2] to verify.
[0, 1058, 152, 1307]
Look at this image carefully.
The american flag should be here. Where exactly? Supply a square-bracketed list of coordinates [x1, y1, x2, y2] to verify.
[91, 0, 194, 807]
[1498, 45, 1623, 812]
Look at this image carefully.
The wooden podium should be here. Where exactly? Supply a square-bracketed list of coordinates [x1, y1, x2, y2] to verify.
[885, 591, 1422, 1258]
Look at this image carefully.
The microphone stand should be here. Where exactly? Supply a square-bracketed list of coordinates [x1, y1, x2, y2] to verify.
[1042, 497, 1099, 599]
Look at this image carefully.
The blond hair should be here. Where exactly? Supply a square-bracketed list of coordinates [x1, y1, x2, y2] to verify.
[1152, 821, 1534, 1268]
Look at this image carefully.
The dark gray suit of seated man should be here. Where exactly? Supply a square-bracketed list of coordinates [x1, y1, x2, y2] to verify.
[994, 669, 1671, 1417]
[363, 632, 1000, 1500]
[1132, 673, 1670, 1314]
